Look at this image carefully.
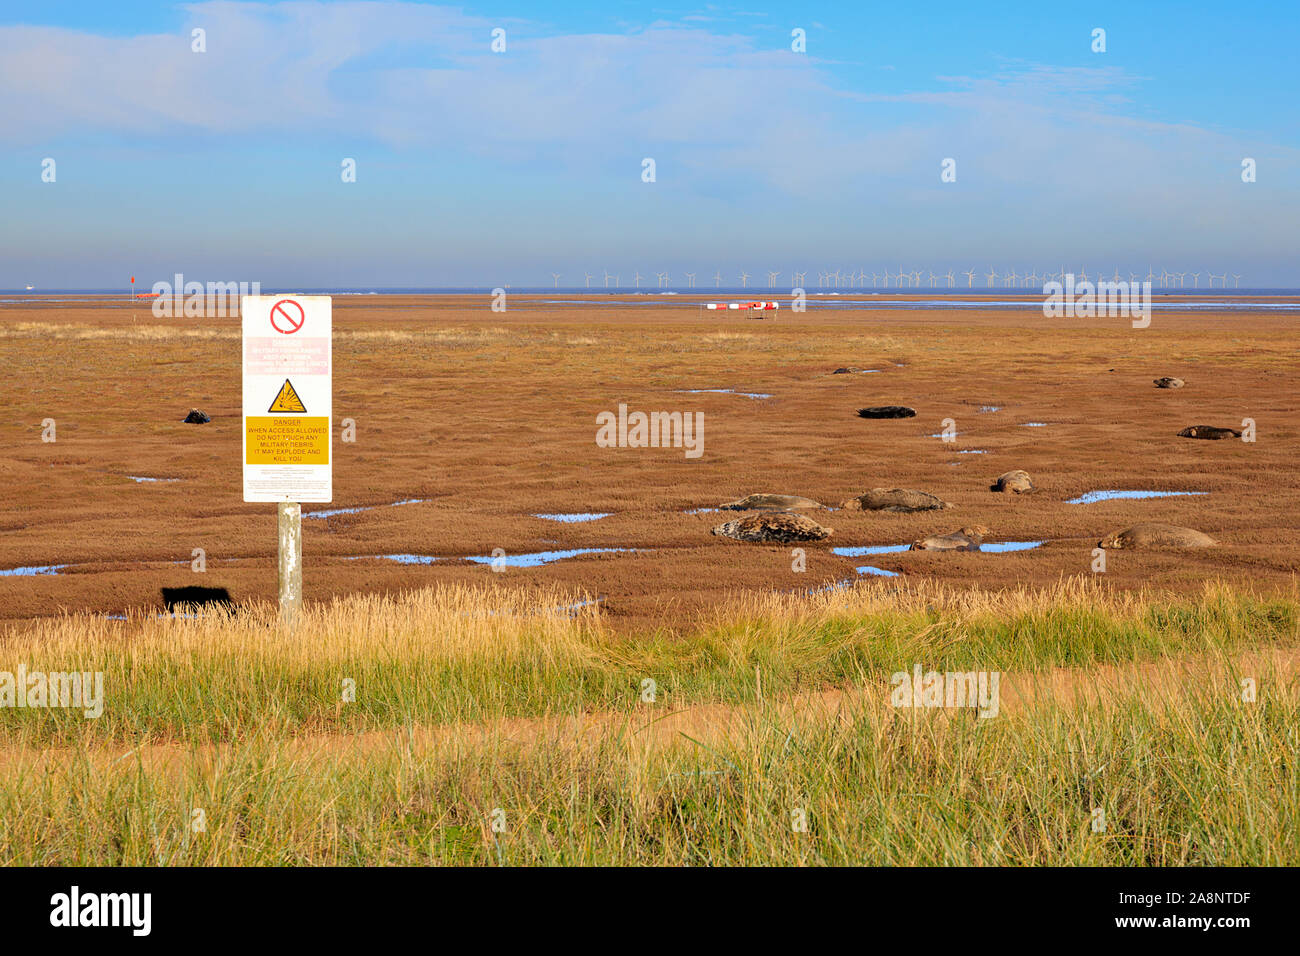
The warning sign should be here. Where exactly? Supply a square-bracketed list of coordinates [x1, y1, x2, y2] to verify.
[245, 417, 329, 464]
[267, 378, 307, 413]
[242, 295, 331, 502]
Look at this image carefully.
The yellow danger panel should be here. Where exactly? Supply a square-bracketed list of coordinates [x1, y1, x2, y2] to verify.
[245, 417, 330, 465]
[267, 378, 307, 413]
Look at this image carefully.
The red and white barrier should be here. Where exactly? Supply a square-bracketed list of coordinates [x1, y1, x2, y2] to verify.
[705, 301, 780, 311]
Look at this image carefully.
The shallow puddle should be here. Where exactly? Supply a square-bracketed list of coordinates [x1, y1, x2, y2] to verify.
[834, 541, 1044, 557]
[1066, 490, 1208, 505]
[307, 498, 427, 519]
[534, 513, 612, 523]
[832, 544, 910, 557]
[0, 564, 68, 577]
[856, 565, 900, 577]
[1020, 422, 1048, 427]
[127, 476, 180, 483]
[465, 547, 635, 568]
[677, 388, 773, 399]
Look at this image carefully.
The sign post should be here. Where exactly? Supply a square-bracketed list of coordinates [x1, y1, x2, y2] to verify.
[277, 502, 302, 621]
[241, 295, 332, 623]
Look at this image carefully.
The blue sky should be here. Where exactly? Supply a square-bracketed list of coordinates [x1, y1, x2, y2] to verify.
[2, 0, 1298, 287]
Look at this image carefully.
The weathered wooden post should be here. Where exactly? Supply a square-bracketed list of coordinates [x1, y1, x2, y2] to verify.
[277, 501, 302, 622]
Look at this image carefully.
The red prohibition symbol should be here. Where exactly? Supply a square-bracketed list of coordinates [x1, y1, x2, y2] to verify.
[269, 299, 305, 334]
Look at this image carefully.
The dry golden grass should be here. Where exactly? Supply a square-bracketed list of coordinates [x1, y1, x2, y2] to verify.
[0, 578, 1294, 865]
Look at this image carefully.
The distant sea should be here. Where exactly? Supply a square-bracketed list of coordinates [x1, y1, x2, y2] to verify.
[4, 287, 1300, 311]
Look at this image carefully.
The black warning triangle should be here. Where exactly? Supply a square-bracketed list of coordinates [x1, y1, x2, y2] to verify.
[267, 378, 308, 413]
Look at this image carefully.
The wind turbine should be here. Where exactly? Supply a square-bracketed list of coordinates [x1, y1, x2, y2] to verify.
[713, 270, 723, 288]
[1190, 270, 1201, 288]
[767, 271, 779, 288]
[985, 267, 998, 288]
[603, 270, 613, 289]
[793, 271, 806, 288]
[963, 268, 976, 288]
[659, 272, 670, 288]
[738, 271, 751, 288]
[1232, 273, 1241, 288]
[1146, 265, 1156, 285]
[583, 272, 593, 289]
[633, 270, 642, 289]
[1077, 267, 1088, 284]
[1026, 269, 1039, 288]
[685, 272, 696, 288]
[551, 272, 561, 288]
[1006, 267, 1019, 287]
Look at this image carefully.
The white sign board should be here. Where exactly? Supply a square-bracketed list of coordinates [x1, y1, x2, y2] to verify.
[241, 295, 332, 503]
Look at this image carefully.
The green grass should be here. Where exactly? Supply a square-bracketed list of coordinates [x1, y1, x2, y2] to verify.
[0, 579, 1296, 866]
[0, 579, 1294, 748]
[2, 660, 1294, 865]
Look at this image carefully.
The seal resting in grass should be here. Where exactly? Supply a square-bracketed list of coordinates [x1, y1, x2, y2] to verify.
[1154, 377, 1185, 388]
[1178, 425, 1240, 440]
[721, 494, 823, 511]
[990, 470, 1035, 494]
[710, 512, 832, 543]
[910, 526, 990, 552]
[857, 405, 916, 419]
[841, 488, 951, 512]
[182, 408, 211, 424]
[1098, 523, 1216, 550]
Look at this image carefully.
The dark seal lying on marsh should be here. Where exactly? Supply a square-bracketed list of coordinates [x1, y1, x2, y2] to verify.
[182, 409, 211, 424]
[710, 512, 832, 543]
[1154, 377, 1185, 389]
[1178, 425, 1240, 440]
[857, 406, 916, 419]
